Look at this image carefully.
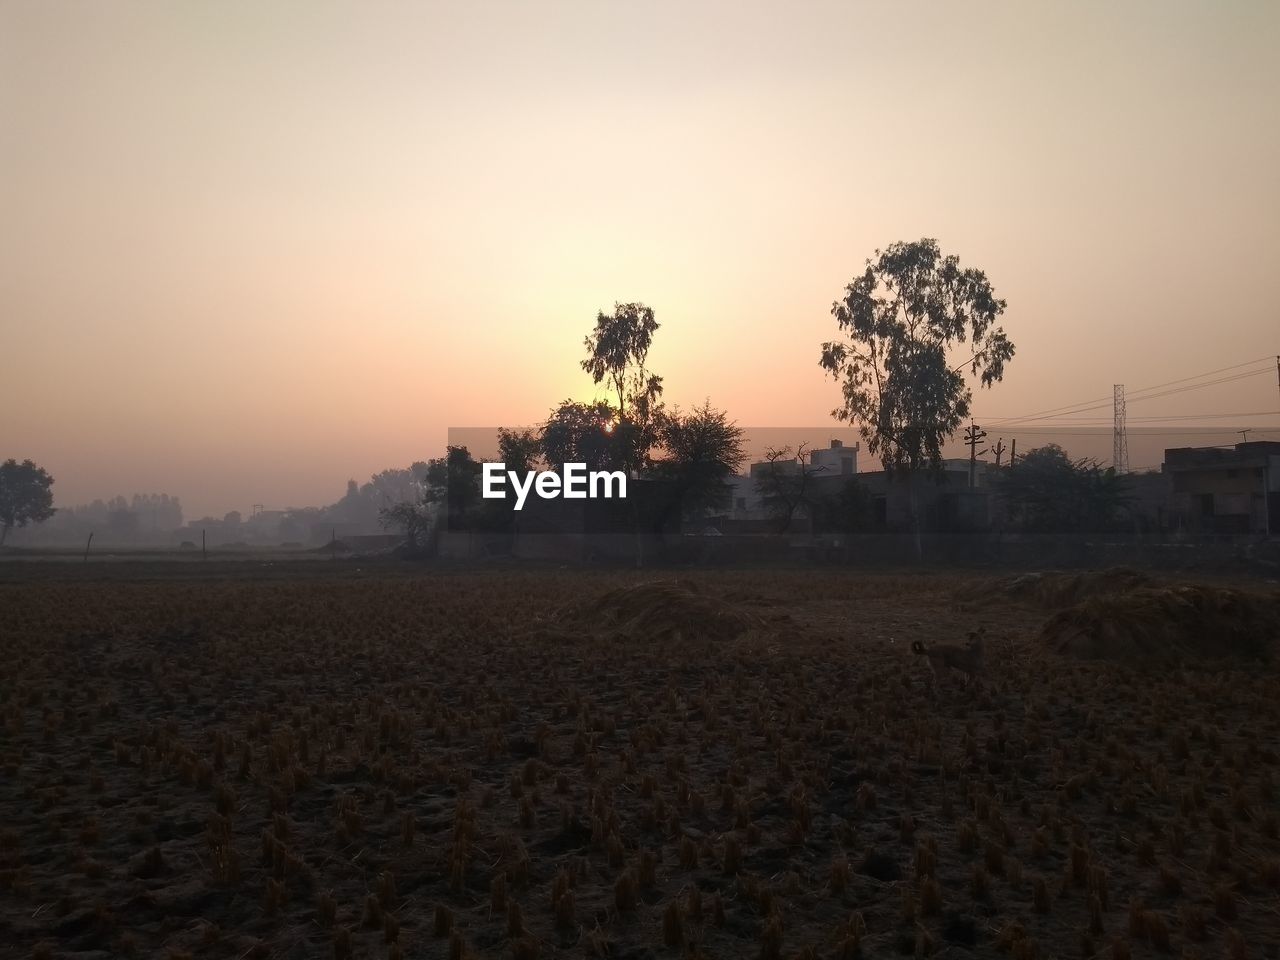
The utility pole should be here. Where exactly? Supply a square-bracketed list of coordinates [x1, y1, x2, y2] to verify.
[991, 438, 1007, 467]
[964, 422, 988, 488]
[1010, 439, 1017, 466]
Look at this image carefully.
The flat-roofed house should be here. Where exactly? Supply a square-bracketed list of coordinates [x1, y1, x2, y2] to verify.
[1163, 441, 1280, 535]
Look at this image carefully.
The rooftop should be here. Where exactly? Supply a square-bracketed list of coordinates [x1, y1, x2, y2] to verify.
[1163, 440, 1280, 469]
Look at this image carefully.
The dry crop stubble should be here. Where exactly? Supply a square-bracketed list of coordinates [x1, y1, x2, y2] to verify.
[0, 566, 1278, 956]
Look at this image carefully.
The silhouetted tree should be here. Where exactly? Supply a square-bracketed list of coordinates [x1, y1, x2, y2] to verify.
[498, 427, 544, 475]
[821, 239, 1014, 474]
[812, 476, 876, 535]
[378, 501, 431, 551]
[581, 302, 669, 566]
[540, 400, 622, 471]
[820, 238, 1013, 555]
[366, 466, 427, 507]
[0, 459, 56, 545]
[754, 444, 826, 534]
[649, 401, 747, 520]
[78, 499, 109, 524]
[106, 508, 139, 541]
[994, 444, 1135, 533]
[581, 302, 664, 472]
[130, 493, 183, 531]
[424, 445, 482, 528]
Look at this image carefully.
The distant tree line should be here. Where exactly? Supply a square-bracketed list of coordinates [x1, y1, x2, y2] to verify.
[64, 493, 185, 538]
[0, 480, 187, 546]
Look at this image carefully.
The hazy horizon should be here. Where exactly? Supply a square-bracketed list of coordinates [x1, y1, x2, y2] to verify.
[4, 1, 1278, 519]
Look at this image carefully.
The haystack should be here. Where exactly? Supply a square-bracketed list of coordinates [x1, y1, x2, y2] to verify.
[1040, 584, 1280, 663]
[980, 567, 1154, 609]
[561, 580, 763, 644]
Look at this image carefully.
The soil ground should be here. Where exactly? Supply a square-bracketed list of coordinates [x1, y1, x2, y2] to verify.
[1, 561, 1277, 959]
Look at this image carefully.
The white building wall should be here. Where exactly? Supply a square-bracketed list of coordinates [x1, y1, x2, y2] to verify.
[809, 440, 859, 475]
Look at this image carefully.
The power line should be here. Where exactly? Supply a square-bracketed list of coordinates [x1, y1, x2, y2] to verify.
[1028, 372, 1273, 426]
[984, 392, 1115, 426]
[1127, 368, 1273, 404]
[1009, 410, 1280, 424]
[970, 425, 1280, 437]
[985, 358, 1273, 425]
[1075, 369, 1270, 417]
[1124, 356, 1274, 398]
[985, 360, 1275, 426]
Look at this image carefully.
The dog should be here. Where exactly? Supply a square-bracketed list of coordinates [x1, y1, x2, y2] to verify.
[912, 628, 985, 687]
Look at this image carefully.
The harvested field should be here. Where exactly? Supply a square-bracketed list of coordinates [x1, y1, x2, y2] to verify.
[551, 579, 772, 644]
[970, 567, 1156, 610]
[2, 563, 1279, 959]
[1041, 584, 1280, 663]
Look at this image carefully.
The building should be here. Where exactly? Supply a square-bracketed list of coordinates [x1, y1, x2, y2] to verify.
[846, 463, 992, 532]
[808, 439, 859, 475]
[718, 452, 994, 535]
[1163, 441, 1280, 535]
[940, 457, 993, 487]
[723, 441, 861, 520]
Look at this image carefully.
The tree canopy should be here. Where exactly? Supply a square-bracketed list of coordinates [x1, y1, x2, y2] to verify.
[820, 238, 1014, 476]
[540, 400, 623, 472]
[994, 444, 1135, 533]
[497, 427, 543, 476]
[423, 445, 483, 527]
[812, 476, 875, 535]
[0, 458, 56, 545]
[649, 401, 747, 519]
[581, 303, 662, 417]
[378, 501, 431, 551]
[581, 302, 664, 471]
[753, 444, 826, 534]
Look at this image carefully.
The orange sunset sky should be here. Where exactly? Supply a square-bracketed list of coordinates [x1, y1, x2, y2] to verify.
[2, 1, 1278, 519]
